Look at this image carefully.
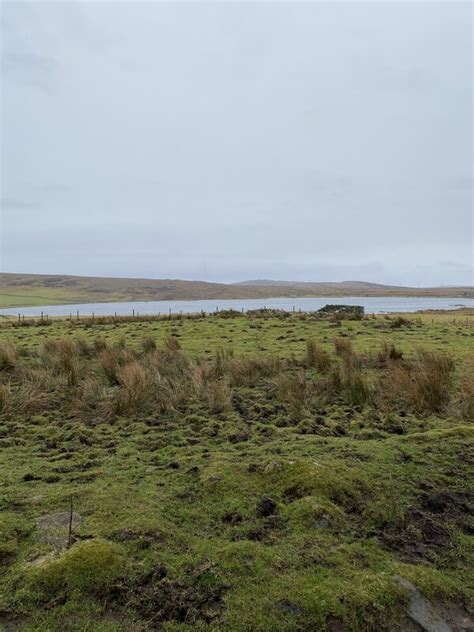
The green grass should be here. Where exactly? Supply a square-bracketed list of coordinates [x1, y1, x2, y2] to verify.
[0, 287, 127, 308]
[0, 312, 472, 631]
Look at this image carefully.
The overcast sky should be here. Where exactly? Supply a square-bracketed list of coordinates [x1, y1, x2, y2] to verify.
[1, 1, 472, 286]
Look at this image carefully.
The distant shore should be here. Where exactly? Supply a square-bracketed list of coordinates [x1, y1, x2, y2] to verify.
[0, 272, 472, 309]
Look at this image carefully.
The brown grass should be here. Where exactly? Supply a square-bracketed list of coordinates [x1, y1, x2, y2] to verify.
[305, 340, 331, 372]
[0, 383, 11, 413]
[333, 337, 352, 356]
[459, 358, 474, 421]
[0, 335, 463, 422]
[142, 337, 157, 353]
[204, 379, 233, 413]
[277, 371, 307, 416]
[99, 348, 136, 385]
[380, 351, 454, 413]
[0, 342, 18, 371]
[376, 343, 404, 365]
[41, 340, 80, 386]
[342, 367, 371, 406]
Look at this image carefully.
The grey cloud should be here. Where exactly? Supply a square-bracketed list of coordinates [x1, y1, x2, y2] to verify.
[2, 52, 59, 92]
[1, 1, 472, 286]
[1, 197, 40, 210]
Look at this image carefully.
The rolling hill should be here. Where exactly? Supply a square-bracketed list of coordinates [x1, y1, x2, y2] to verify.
[0, 273, 472, 308]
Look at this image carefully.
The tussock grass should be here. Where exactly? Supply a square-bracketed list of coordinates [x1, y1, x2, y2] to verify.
[141, 336, 157, 353]
[376, 343, 404, 365]
[0, 382, 11, 412]
[333, 336, 352, 356]
[342, 367, 372, 406]
[42, 339, 80, 386]
[277, 371, 307, 416]
[380, 350, 454, 413]
[305, 339, 331, 372]
[0, 332, 466, 421]
[0, 342, 18, 371]
[99, 348, 136, 385]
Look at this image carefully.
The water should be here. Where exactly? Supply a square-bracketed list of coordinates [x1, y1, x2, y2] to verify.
[0, 296, 472, 318]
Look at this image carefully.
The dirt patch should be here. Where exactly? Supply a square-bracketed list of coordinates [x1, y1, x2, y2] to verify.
[255, 497, 278, 518]
[379, 491, 473, 562]
[118, 564, 227, 626]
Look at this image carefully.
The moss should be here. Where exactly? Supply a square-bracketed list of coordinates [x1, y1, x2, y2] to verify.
[25, 539, 126, 602]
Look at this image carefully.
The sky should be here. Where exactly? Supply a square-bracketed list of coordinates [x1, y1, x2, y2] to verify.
[1, 1, 472, 286]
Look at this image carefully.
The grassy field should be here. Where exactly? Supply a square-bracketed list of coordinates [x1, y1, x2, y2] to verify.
[0, 310, 472, 631]
[0, 287, 127, 309]
[1, 273, 472, 308]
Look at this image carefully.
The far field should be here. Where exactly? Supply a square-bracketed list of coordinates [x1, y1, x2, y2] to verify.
[1, 273, 472, 308]
[0, 309, 472, 631]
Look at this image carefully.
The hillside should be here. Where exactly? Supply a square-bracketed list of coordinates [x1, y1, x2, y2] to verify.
[0, 273, 472, 308]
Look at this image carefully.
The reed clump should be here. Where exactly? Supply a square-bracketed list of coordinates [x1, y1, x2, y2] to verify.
[0, 342, 18, 371]
[305, 340, 331, 373]
[380, 350, 454, 413]
[0, 334, 465, 423]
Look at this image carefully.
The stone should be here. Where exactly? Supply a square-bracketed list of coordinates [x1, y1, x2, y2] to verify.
[35, 511, 82, 550]
[315, 514, 330, 529]
[395, 576, 452, 632]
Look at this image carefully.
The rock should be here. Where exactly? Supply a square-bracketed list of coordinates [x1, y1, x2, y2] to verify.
[315, 514, 330, 529]
[35, 511, 82, 550]
[395, 576, 452, 632]
[209, 474, 221, 482]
